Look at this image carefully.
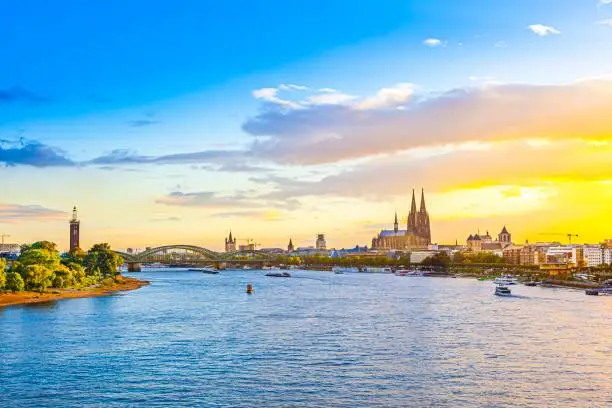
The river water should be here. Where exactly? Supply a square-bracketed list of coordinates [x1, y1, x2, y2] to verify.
[1, 269, 612, 407]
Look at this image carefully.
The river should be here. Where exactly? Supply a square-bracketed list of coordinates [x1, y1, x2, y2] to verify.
[1, 269, 612, 407]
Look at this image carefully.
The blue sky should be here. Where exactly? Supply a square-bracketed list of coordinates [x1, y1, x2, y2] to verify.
[2, 0, 612, 250]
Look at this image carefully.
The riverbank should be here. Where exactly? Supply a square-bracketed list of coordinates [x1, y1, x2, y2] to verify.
[0, 276, 149, 308]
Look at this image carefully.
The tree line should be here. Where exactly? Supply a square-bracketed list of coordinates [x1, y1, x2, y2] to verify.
[0, 242, 123, 293]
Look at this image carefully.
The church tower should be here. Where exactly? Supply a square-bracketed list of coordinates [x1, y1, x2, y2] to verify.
[69, 206, 80, 252]
[407, 189, 418, 235]
[225, 231, 236, 252]
[417, 189, 432, 244]
[393, 212, 399, 233]
[287, 238, 294, 252]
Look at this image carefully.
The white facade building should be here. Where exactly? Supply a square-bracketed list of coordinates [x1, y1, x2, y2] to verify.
[582, 245, 604, 267]
[604, 248, 612, 265]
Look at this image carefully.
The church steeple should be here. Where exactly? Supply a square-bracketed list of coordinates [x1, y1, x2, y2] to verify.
[408, 189, 417, 234]
[288, 238, 294, 252]
[420, 188, 427, 213]
[394, 212, 398, 232]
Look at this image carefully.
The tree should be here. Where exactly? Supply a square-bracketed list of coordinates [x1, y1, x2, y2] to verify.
[30, 241, 59, 253]
[84, 243, 124, 280]
[21, 265, 54, 293]
[421, 252, 451, 269]
[62, 247, 85, 266]
[0, 258, 6, 289]
[4, 272, 24, 292]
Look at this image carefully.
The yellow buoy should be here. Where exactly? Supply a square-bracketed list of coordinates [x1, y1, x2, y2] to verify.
[246, 283, 253, 294]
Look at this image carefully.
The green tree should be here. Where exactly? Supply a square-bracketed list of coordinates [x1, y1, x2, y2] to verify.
[62, 247, 86, 266]
[422, 252, 451, 269]
[0, 258, 6, 289]
[30, 241, 59, 252]
[4, 272, 24, 292]
[84, 243, 124, 280]
[21, 265, 54, 293]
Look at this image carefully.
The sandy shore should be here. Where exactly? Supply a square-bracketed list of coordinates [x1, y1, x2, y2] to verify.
[0, 276, 150, 308]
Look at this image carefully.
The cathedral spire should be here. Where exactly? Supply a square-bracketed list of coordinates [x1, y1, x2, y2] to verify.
[410, 189, 417, 214]
[394, 212, 398, 232]
[420, 188, 427, 213]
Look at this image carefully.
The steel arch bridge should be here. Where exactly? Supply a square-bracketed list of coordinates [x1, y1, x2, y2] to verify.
[115, 245, 274, 264]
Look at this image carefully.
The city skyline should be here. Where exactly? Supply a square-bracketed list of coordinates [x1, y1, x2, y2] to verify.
[2, 0, 612, 250]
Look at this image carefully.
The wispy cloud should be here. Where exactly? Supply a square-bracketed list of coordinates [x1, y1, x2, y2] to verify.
[528, 24, 561, 36]
[598, 0, 612, 6]
[0, 140, 74, 167]
[128, 119, 159, 127]
[0, 87, 50, 104]
[156, 190, 300, 211]
[598, 19, 612, 26]
[0, 203, 67, 223]
[423, 38, 443, 47]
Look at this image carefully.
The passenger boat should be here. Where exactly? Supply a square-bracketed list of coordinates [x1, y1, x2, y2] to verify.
[524, 281, 538, 287]
[332, 266, 358, 274]
[493, 275, 518, 285]
[494, 284, 512, 296]
[265, 271, 291, 278]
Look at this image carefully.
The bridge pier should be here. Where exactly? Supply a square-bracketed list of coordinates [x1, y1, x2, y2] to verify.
[127, 262, 142, 272]
[215, 262, 227, 270]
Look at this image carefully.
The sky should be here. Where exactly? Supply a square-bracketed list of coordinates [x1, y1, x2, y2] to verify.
[2, 0, 612, 252]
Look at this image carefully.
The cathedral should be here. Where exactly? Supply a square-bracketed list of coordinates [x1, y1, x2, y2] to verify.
[371, 189, 432, 250]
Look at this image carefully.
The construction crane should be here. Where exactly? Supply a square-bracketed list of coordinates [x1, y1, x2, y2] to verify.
[538, 233, 579, 245]
[1, 234, 10, 245]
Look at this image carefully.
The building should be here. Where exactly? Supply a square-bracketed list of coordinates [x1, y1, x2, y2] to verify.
[69, 206, 80, 252]
[498, 226, 512, 246]
[503, 245, 522, 264]
[583, 245, 604, 267]
[316, 234, 327, 250]
[238, 243, 256, 252]
[467, 226, 513, 253]
[604, 247, 612, 265]
[287, 238, 294, 252]
[371, 189, 431, 250]
[224, 231, 236, 252]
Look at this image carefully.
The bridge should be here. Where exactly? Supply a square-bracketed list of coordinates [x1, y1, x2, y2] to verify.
[114, 244, 275, 271]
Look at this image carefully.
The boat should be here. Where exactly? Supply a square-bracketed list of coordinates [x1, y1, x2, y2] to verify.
[495, 284, 512, 296]
[188, 267, 219, 274]
[265, 272, 291, 278]
[362, 267, 393, 274]
[493, 275, 518, 285]
[332, 266, 358, 274]
[524, 281, 538, 287]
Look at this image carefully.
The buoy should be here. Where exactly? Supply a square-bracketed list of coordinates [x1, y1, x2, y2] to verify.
[246, 283, 253, 294]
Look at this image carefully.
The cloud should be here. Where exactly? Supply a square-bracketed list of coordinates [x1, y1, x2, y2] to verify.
[598, 0, 612, 5]
[156, 191, 301, 211]
[598, 19, 612, 26]
[128, 119, 159, 127]
[243, 79, 612, 165]
[252, 87, 301, 109]
[0, 203, 67, 223]
[0, 87, 50, 104]
[423, 38, 443, 47]
[528, 24, 561, 36]
[278, 84, 308, 91]
[0, 140, 74, 167]
[151, 216, 181, 222]
[251, 140, 612, 202]
[306, 92, 358, 105]
[355, 83, 414, 110]
[88, 149, 245, 166]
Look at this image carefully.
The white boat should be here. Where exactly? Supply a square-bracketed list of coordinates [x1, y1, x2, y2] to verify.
[332, 266, 358, 274]
[493, 275, 518, 285]
[495, 284, 512, 296]
[363, 267, 393, 274]
[395, 269, 423, 276]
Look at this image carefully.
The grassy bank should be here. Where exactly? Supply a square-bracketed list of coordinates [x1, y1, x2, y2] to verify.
[0, 276, 149, 308]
